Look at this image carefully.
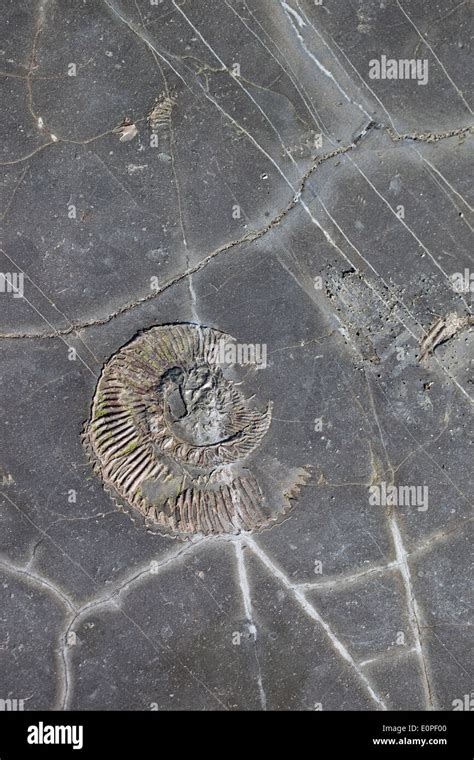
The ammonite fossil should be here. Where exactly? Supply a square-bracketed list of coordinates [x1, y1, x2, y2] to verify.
[85, 323, 308, 536]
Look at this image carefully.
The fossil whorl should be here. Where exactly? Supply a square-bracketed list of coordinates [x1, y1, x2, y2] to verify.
[85, 323, 307, 536]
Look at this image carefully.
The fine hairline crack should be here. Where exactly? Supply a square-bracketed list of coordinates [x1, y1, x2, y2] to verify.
[0, 136, 363, 340]
[1, 0, 471, 714]
[2, 121, 472, 342]
[1, 488, 468, 711]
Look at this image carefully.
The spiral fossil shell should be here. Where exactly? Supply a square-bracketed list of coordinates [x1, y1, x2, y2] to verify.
[85, 323, 307, 535]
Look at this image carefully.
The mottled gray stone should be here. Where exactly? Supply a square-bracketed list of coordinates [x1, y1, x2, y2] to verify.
[364, 653, 428, 711]
[0, 0, 472, 711]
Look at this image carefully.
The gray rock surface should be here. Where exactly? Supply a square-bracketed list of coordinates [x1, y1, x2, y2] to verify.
[0, 0, 472, 711]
